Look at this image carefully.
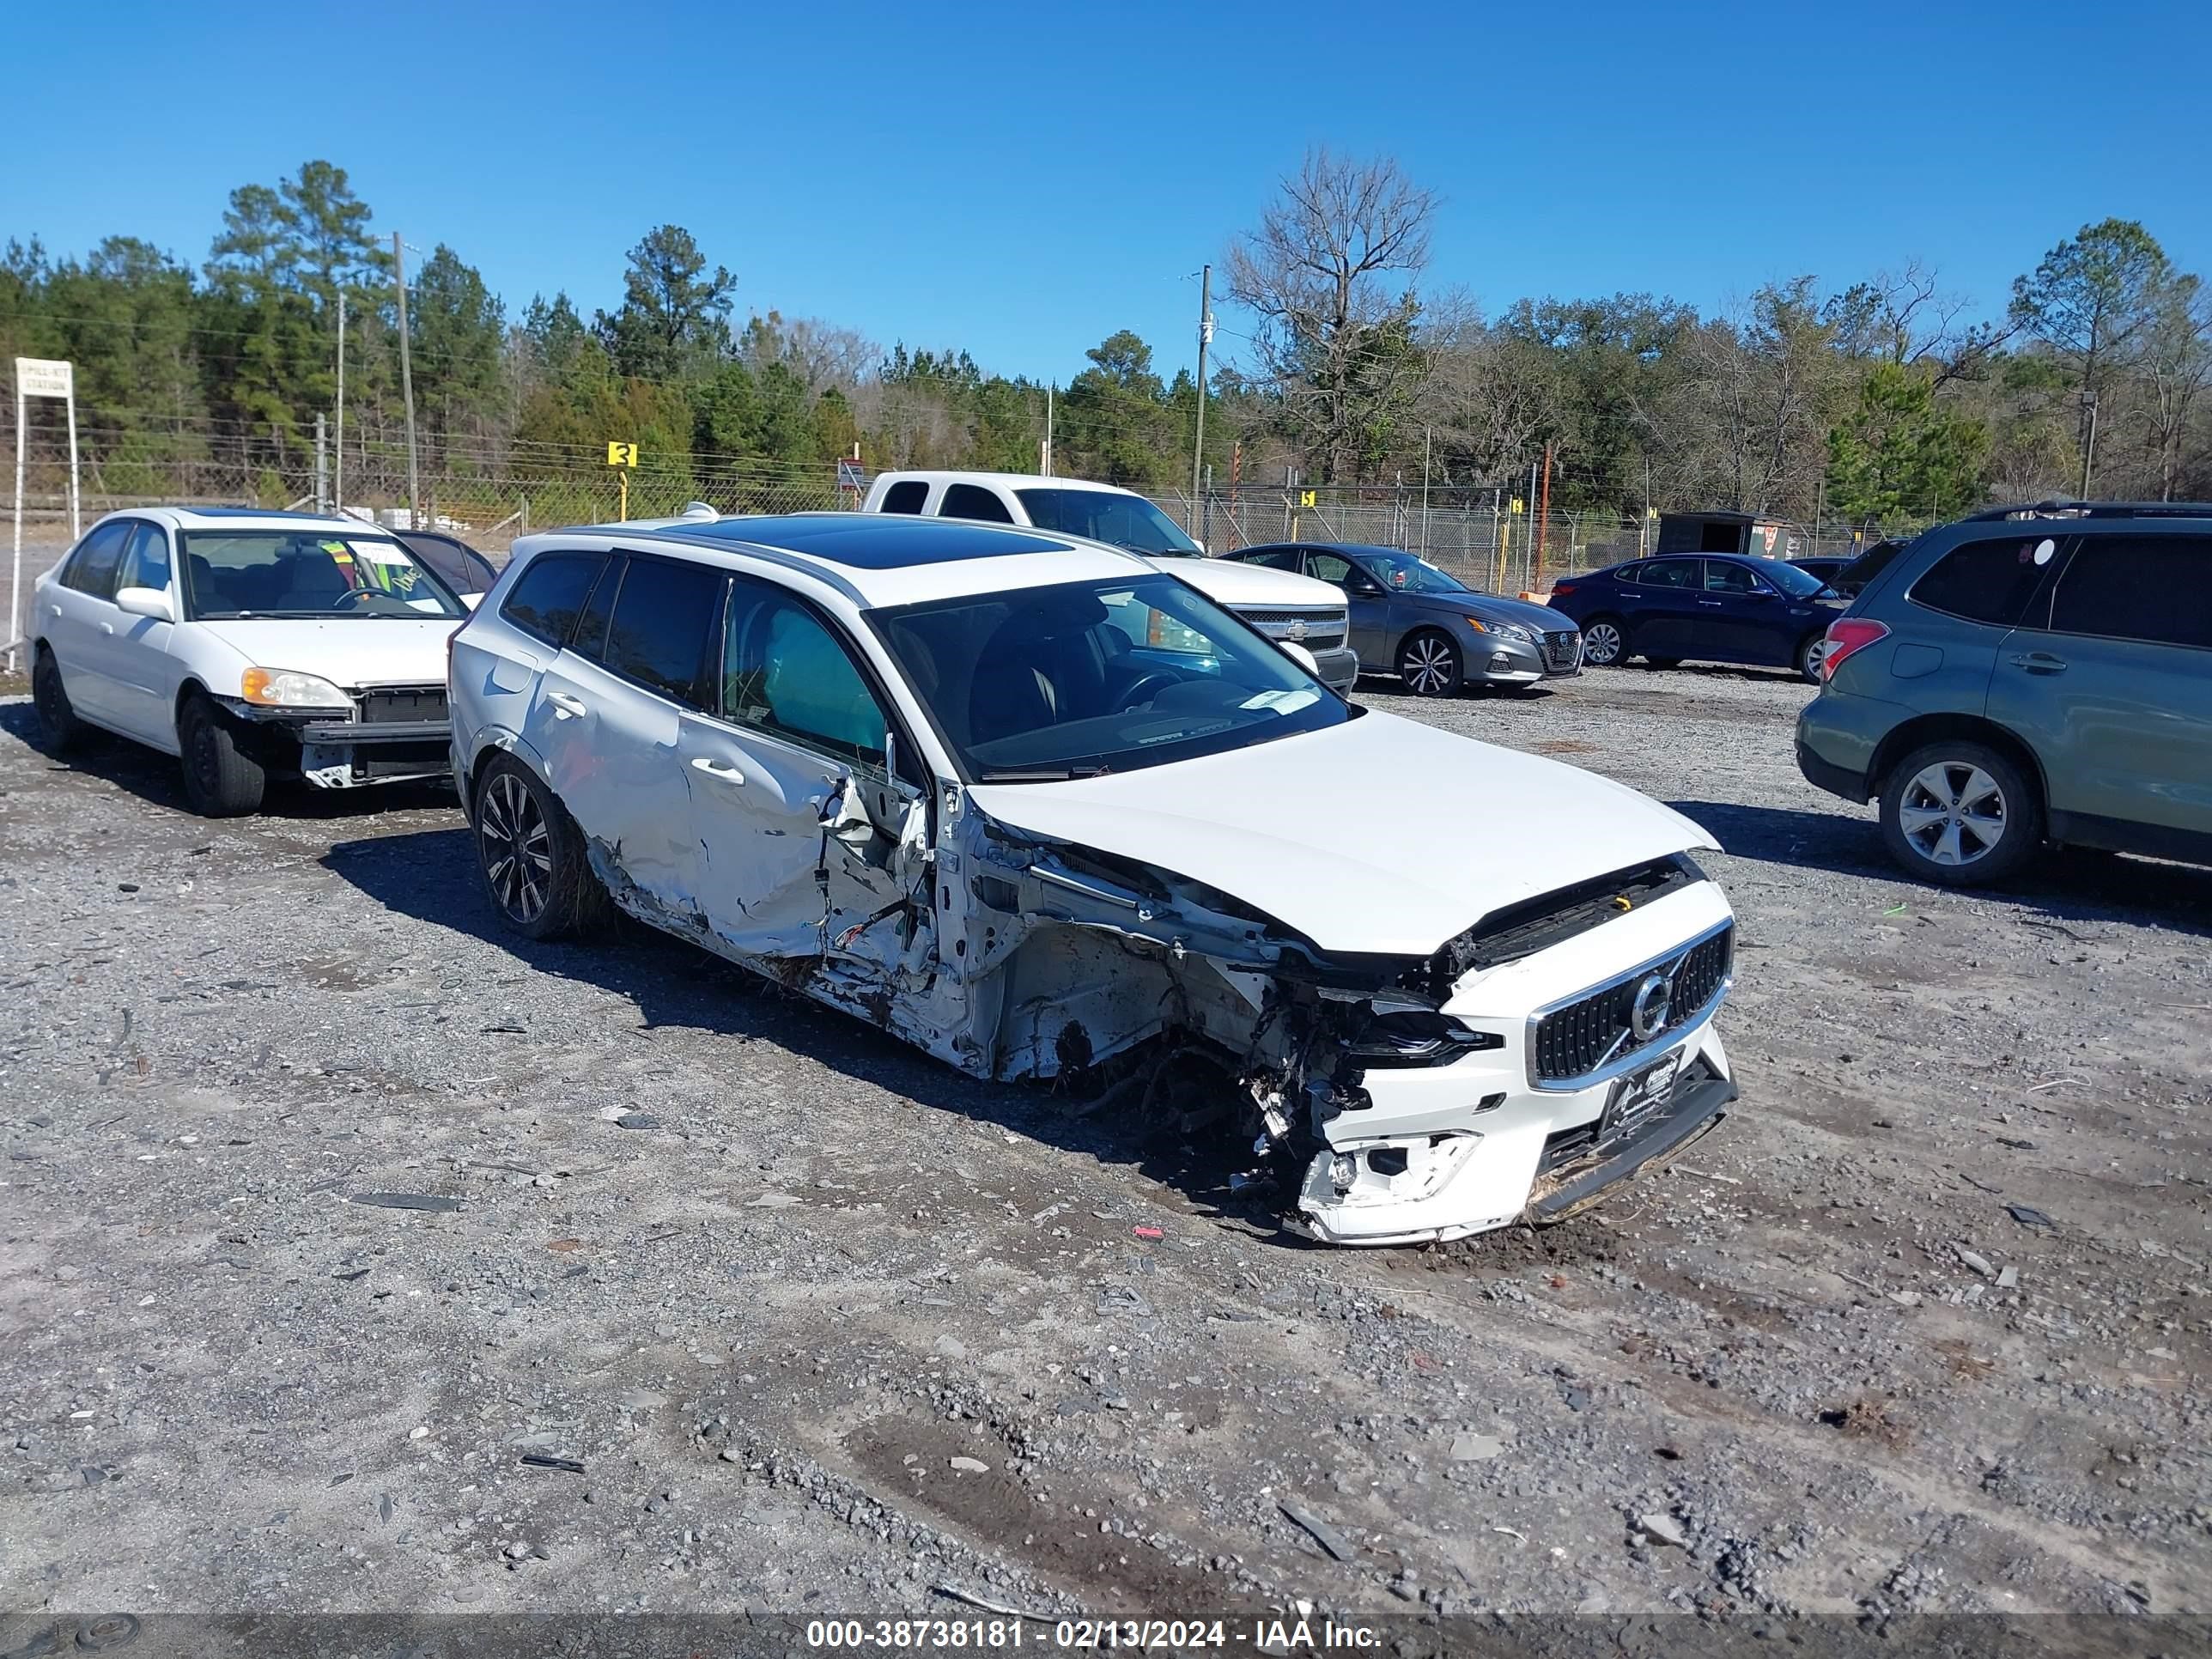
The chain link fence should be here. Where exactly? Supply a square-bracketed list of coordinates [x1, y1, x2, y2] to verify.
[8, 422, 1874, 619]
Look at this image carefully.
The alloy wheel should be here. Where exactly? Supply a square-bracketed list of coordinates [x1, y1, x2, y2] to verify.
[1898, 762, 2007, 867]
[1802, 636, 1832, 678]
[1583, 622, 1623, 665]
[1401, 635, 1457, 695]
[478, 772, 554, 924]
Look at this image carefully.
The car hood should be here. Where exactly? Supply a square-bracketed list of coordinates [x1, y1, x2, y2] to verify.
[1409, 590, 1576, 630]
[968, 709, 1717, 957]
[192, 617, 461, 688]
[1143, 556, 1346, 609]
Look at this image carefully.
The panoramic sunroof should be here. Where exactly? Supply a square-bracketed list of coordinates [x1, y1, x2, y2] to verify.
[675, 514, 1071, 568]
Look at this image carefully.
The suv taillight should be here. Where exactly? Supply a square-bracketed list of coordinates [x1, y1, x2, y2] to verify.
[1821, 617, 1889, 682]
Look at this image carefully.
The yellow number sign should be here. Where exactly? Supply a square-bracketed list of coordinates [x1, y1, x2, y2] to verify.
[1297, 489, 1316, 508]
[606, 441, 638, 468]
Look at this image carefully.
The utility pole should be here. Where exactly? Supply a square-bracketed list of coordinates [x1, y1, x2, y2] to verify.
[2078, 390, 2100, 499]
[392, 232, 422, 530]
[1523, 458, 1539, 591]
[1535, 441, 1553, 584]
[334, 291, 345, 512]
[1190, 263, 1213, 514]
[314, 412, 328, 514]
[1419, 426, 1432, 558]
[1042, 386, 1054, 477]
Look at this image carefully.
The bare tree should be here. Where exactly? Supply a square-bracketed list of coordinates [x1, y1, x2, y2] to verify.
[2137, 276, 2212, 500]
[1225, 148, 1438, 483]
[1652, 280, 1844, 516]
[1418, 301, 1561, 485]
[1826, 258, 2014, 385]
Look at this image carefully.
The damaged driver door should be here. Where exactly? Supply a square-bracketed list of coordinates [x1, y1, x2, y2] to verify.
[677, 574, 937, 1016]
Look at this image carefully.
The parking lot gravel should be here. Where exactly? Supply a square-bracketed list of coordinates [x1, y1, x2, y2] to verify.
[2, 663, 2208, 1638]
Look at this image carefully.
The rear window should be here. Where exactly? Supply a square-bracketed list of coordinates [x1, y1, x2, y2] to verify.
[501, 553, 610, 647]
[597, 556, 725, 708]
[941, 483, 1014, 523]
[2047, 535, 2212, 651]
[878, 480, 928, 514]
[1638, 560, 1702, 590]
[1907, 535, 2060, 628]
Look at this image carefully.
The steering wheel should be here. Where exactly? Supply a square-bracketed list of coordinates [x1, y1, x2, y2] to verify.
[1112, 672, 1180, 712]
[331, 588, 381, 611]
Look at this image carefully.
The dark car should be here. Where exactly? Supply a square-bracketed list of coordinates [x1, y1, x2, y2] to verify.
[1224, 542, 1582, 696]
[1544, 553, 1847, 681]
[1822, 538, 1908, 599]
[1789, 556, 1854, 587]
[396, 530, 499, 600]
[1796, 501, 2212, 887]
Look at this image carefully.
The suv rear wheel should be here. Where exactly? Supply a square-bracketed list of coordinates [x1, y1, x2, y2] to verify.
[473, 755, 607, 939]
[1879, 740, 2041, 887]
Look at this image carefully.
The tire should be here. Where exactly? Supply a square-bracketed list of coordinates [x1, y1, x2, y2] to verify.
[1580, 617, 1626, 668]
[178, 693, 266, 817]
[31, 647, 89, 754]
[472, 755, 607, 939]
[1397, 629, 1462, 696]
[1796, 633, 1832, 684]
[1879, 740, 2042, 888]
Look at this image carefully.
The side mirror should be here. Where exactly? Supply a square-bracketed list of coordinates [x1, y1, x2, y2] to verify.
[1279, 641, 1321, 678]
[1346, 575, 1383, 597]
[115, 586, 175, 623]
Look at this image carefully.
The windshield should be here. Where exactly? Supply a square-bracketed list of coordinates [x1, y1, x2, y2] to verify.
[1359, 549, 1470, 595]
[1013, 489, 1201, 557]
[870, 574, 1349, 782]
[179, 531, 467, 621]
[1762, 560, 1832, 598]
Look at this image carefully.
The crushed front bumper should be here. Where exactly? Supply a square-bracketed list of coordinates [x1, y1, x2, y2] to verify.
[218, 700, 453, 788]
[1295, 880, 1736, 1246]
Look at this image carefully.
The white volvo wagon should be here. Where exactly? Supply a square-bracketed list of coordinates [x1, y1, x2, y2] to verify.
[448, 513, 1739, 1244]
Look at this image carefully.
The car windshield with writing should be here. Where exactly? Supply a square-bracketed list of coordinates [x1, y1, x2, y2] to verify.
[1362, 549, 1471, 595]
[871, 574, 1348, 781]
[179, 532, 467, 621]
[1012, 489, 1202, 557]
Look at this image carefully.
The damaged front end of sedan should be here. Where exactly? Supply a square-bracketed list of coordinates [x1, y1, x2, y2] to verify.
[598, 760, 1738, 1248]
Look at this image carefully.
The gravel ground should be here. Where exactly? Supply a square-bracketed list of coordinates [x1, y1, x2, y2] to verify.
[2, 663, 2208, 1644]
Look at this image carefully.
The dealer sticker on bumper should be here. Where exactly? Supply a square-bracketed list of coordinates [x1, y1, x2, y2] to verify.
[1601, 1047, 1684, 1144]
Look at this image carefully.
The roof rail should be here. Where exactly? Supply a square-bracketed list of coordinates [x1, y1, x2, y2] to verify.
[1963, 499, 2212, 522]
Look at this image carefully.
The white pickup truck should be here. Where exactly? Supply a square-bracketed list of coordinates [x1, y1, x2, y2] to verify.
[860, 470, 1360, 694]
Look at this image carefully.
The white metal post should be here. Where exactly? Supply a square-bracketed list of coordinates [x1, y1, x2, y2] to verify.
[9, 394, 23, 673]
[64, 389, 79, 540]
[9, 358, 79, 672]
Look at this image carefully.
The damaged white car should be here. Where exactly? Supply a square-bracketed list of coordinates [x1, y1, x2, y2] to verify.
[448, 514, 1738, 1245]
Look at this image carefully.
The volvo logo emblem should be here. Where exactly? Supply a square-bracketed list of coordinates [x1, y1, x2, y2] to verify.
[1629, 972, 1674, 1042]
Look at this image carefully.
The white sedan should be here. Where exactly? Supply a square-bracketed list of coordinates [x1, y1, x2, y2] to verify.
[29, 507, 469, 815]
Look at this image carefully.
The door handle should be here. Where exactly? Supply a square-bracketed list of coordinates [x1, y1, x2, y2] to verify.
[1698, 599, 1723, 607]
[99, 622, 115, 635]
[49, 604, 61, 618]
[690, 757, 745, 785]
[545, 690, 588, 718]
[2008, 653, 2068, 674]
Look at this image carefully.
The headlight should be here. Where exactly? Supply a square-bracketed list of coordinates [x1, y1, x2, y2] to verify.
[1468, 619, 1534, 644]
[240, 667, 353, 709]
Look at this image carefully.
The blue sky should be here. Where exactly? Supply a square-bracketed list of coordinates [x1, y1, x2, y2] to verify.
[10, 0, 2209, 384]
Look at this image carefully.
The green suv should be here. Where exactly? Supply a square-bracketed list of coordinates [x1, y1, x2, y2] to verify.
[1796, 502, 2212, 887]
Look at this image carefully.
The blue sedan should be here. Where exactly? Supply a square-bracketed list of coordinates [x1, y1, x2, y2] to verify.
[1543, 554, 1847, 683]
